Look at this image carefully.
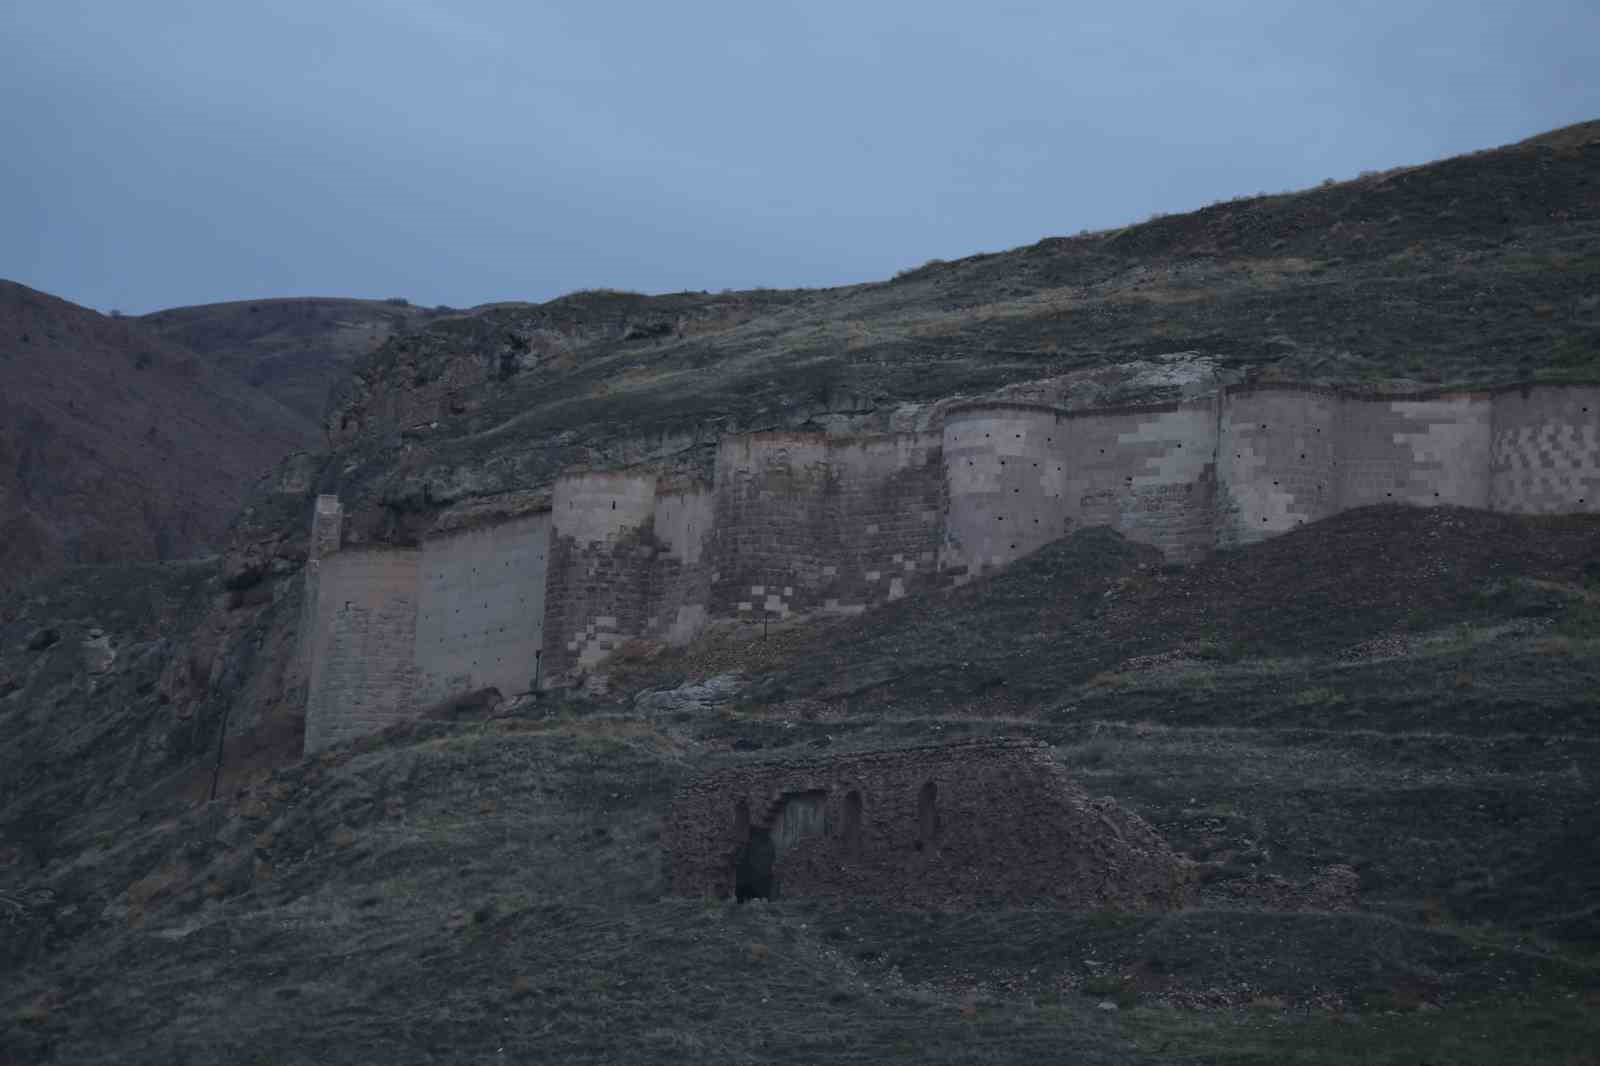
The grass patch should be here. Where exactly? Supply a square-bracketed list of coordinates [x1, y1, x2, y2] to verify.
[1125, 995, 1600, 1064]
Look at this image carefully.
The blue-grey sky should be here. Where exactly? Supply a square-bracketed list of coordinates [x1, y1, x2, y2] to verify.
[4, 0, 1596, 314]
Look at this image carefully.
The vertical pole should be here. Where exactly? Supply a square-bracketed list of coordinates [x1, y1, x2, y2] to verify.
[207, 700, 232, 803]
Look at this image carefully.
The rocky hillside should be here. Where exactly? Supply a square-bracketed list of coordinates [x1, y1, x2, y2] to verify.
[0, 283, 321, 596]
[3, 120, 1599, 1064]
[138, 297, 446, 424]
[313, 121, 1600, 544]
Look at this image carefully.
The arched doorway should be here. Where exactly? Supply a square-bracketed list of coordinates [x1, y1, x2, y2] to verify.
[736, 828, 775, 901]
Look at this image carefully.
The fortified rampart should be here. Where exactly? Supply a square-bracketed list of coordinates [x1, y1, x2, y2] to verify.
[302, 382, 1599, 751]
[664, 739, 1190, 908]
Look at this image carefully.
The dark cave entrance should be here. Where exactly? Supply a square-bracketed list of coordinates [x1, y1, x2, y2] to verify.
[735, 827, 775, 901]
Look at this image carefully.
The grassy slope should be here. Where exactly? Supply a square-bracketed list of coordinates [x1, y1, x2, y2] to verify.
[4, 507, 1599, 1064]
[319, 125, 1600, 526]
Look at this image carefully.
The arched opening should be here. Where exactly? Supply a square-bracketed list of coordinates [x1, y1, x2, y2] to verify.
[917, 781, 939, 850]
[736, 828, 775, 901]
[841, 790, 863, 856]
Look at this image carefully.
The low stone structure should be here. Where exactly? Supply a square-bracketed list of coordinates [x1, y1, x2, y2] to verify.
[664, 739, 1191, 909]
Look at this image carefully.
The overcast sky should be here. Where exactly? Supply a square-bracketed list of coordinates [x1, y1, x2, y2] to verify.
[3, 1, 1596, 314]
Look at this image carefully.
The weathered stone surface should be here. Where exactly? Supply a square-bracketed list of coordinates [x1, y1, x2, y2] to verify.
[664, 738, 1192, 909]
[633, 673, 742, 716]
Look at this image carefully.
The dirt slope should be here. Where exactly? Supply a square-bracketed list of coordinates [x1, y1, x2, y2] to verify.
[0, 282, 319, 595]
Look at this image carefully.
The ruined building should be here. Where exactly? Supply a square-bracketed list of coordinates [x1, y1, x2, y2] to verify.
[302, 382, 1600, 751]
[665, 739, 1191, 908]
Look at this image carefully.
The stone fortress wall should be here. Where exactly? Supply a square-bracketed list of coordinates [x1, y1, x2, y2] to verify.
[302, 383, 1600, 751]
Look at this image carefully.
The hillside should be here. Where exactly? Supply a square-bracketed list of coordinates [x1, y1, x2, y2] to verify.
[2, 508, 1597, 1063]
[312, 121, 1599, 540]
[138, 297, 445, 423]
[0, 282, 320, 595]
[3, 120, 1600, 1064]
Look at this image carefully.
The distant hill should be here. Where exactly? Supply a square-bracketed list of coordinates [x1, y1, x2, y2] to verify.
[0, 282, 320, 595]
[137, 297, 444, 423]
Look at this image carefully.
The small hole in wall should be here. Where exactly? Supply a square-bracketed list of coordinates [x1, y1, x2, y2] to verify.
[985, 433, 990, 438]
[1010, 543, 1016, 549]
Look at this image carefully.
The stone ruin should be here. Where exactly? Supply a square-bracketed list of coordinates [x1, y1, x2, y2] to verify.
[664, 738, 1191, 909]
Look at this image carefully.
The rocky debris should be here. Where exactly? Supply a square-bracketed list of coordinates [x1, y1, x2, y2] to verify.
[634, 673, 743, 716]
[80, 629, 115, 675]
[1205, 863, 1361, 912]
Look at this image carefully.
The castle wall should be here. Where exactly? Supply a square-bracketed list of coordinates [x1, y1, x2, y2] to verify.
[1337, 394, 1493, 510]
[942, 407, 1072, 578]
[1489, 386, 1600, 513]
[302, 384, 1600, 751]
[413, 512, 550, 701]
[665, 739, 1189, 908]
[1218, 388, 1341, 546]
[647, 485, 715, 644]
[542, 471, 660, 685]
[303, 547, 421, 752]
[709, 434, 833, 622]
[942, 401, 1217, 575]
[1063, 402, 1218, 560]
[816, 433, 945, 611]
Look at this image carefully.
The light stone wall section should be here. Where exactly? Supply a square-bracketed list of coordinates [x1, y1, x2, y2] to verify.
[1490, 386, 1600, 513]
[553, 471, 659, 543]
[942, 407, 1072, 578]
[1065, 403, 1217, 561]
[413, 512, 550, 703]
[1339, 395, 1493, 510]
[1219, 390, 1341, 546]
[651, 486, 715, 644]
[304, 548, 422, 753]
[942, 401, 1218, 576]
